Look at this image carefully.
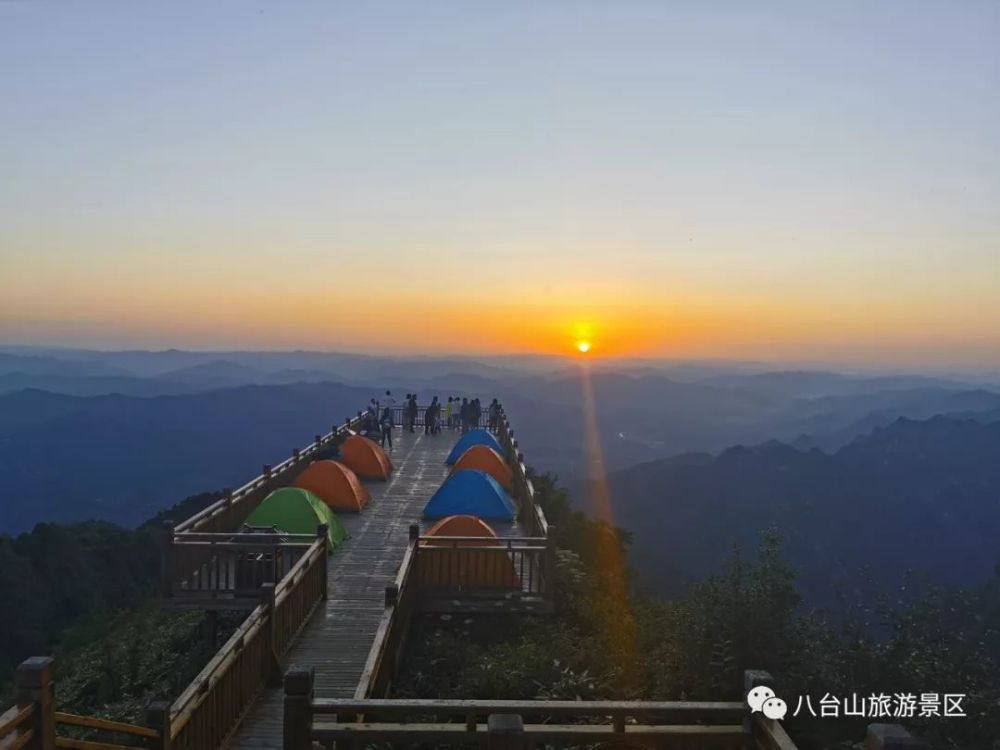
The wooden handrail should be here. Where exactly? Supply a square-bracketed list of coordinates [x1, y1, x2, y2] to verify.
[312, 697, 746, 720]
[173, 532, 316, 541]
[168, 540, 314, 550]
[54, 740, 134, 750]
[419, 543, 549, 553]
[353, 532, 418, 699]
[55, 711, 159, 739]
[418, 535, 546, 544]
[0, 703, 34, 740]
[753, 714, 799, 750]
[174, 416, 363, 533]
[169, 603, 269, 732]
[274, 540, 324, 602]
[310, 721, 745, 745]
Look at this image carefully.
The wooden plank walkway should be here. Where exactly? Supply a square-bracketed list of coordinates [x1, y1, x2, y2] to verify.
[228, 427, 456, 748]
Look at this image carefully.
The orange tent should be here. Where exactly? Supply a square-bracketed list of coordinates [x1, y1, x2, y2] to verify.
[418, 515, 520, 589]
[448, 445, 513, 490]
[294, 460, 370, 512]
[425, 514, 498, 540]
[339, 435, 392, 480]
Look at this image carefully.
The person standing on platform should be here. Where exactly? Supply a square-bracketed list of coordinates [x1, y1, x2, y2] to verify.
[379, 405, 393, 451]
[460, 397, 470, 433]
[488, 399, 500, 432]
[406, 394, 418, 432]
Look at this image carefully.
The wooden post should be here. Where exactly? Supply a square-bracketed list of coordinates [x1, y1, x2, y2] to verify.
[865, 724, 927, 749]
[16, 656, 54, 750]
[160, 520, 174, 599]
[487, 714, 524, 750]
[261, 583, 282, 687]
[317, 524, 329, 598]
[283, 667, 314, 750]
[385, 583, 399, 608]
[743, 669, 773, 750]
[292, 447, 300, 462]
[145, 701, 172, 750]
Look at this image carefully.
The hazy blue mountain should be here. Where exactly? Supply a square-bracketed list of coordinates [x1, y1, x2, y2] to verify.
[499, 373, 1000, 480]
[0, 372, 197, 397]
[698, 370, 976, 398]
[0, 352, 129, 379]
[0, 383, 376, 533]
[3, 347, 1000, 538]
[573, 415, 1000, 604]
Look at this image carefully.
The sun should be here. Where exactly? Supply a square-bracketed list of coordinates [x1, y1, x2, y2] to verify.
[576, 340, 592, 354]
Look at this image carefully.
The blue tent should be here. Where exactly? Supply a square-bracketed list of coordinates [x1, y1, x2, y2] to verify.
[423, 470, 517, 521]
[445, 429, 505, 465]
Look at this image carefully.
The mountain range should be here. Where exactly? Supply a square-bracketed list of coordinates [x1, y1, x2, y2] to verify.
[574, 414, 1000, 604]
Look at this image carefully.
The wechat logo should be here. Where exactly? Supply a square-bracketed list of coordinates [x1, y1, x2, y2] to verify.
[747, 685, 788, 720]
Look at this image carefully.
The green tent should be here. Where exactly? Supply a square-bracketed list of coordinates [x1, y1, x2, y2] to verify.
[245, 487, 346, 552]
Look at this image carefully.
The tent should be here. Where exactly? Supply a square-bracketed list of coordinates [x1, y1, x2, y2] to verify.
[445, 429, 505, 465]
[449, 445, 513, 490]
[294, 460, 370, 512]
[244, 487, 346, 552]
[339, 435, 392, 480]
[425, 514, 499, 539]
[422, 469, 516, 521]
[418, 515, 519, 589]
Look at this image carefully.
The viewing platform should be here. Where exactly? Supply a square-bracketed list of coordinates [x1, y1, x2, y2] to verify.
[0, 402, 827, 750]
[229, 426, 539, 748]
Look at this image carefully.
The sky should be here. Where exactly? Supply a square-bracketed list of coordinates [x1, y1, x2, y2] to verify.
[1, 1, 998, 367]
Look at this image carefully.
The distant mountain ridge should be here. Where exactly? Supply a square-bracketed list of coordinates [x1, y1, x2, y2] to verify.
[574, 414, 1000, 604]
[0, 382, 375, 533]
[3, 347, 1000, 539]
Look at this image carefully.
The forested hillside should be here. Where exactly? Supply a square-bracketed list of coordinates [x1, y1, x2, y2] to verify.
[0, 491, 223, 703]
[576, 415, 1000, 602]
[398, 473, 1000, 749]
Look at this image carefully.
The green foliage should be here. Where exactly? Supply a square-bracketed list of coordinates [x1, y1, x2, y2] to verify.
[397, 471, 1000, 749]
[0, 491, 221, 694]
[54, 605, 219, 723]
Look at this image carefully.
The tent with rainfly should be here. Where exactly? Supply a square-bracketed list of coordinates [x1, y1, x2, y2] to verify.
[294, 460, 370, 512]
[244, 487, 346, 552]
[445, 429, 505, 465]
[339, 435, 393, 480]
[449, 445, 513, 490]
[417, 515, 520, 589]
[422, 469, 516, 521]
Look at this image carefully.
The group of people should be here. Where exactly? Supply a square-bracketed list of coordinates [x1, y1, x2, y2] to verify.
[363, 391, 503, 451]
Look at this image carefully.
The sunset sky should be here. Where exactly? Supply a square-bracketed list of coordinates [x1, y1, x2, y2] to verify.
[1, 2, 998, 367]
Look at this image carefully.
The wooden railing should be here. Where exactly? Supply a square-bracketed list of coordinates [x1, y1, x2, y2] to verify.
[415, 536, 553, 598]
[1, 658, 162, 750]
[149, 535, 328, 750]
[496, 406, 548, 538]
[173, 415, 365, 534]
[283, 669, 830, 749]
[284, 690, 748, 749]
[0, 701, 35, 750]
[55, 711, 160, 749]
[353, 524, 554, 700]
[162, 530, 318, 609]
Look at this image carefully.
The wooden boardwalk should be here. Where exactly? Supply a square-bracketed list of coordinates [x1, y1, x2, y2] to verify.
[229, 427, 454, 748]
